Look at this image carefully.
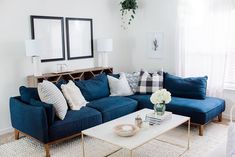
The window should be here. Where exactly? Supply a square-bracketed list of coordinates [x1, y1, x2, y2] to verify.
[177, 0, 234, 96]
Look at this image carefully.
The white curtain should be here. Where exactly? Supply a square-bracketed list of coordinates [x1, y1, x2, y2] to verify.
[176, 0, 234, 97]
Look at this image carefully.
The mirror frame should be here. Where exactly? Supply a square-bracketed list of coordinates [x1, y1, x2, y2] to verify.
[65, 17, 94, 60]
[30, 15, 66, 62]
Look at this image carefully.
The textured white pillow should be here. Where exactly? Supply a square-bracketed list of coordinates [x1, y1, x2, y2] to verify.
[38, 80, 68, 120]
[107, 73, 133, 96]
[61, 80, 87, 110]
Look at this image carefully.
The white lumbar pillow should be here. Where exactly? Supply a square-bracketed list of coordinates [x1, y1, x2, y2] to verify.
[61, 80, 87, 110]
[107, 73, 133, 96]
[38, 80, 68, 120]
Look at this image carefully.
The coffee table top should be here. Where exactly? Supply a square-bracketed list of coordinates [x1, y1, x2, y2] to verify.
[82, 109, 190, 150]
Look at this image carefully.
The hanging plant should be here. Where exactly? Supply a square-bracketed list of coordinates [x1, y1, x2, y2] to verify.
[120, 0, 138, 29]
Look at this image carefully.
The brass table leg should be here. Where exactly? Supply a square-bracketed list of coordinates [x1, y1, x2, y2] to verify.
[82, 133, 85, 157]
[187, 119, 190, 149]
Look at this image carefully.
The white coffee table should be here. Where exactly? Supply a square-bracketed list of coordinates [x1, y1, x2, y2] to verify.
[81, 109, 190, 157]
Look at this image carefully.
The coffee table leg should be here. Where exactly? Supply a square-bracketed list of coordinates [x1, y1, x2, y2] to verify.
[187, 119, 190, 149]
[82, 133, 85, 157]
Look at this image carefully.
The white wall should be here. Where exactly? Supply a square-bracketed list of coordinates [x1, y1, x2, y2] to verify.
[128, 0, 178, 73]
[0, 0, 132, 134]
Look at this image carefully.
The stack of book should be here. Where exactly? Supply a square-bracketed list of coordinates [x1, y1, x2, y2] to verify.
[145, 111, 172, 125]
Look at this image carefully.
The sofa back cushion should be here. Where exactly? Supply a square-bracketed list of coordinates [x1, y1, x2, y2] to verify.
[19, 86, 40, 103]
[75, 73, 109, 101]
[164, 73, 208, 99]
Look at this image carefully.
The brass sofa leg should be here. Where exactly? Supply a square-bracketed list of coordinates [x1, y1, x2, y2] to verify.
[199, 125, 204, 136]
[44, 144, 50, 157]
[218, 114, 222, 122]
[14, 129, 19, 140]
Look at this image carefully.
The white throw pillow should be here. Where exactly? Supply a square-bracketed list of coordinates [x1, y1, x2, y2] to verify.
[61, 80, 87, 110]
[38, 80, 68, 120]
[107, 73, 133, 96]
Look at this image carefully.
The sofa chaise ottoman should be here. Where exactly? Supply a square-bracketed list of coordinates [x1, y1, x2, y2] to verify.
[128, 94, 225, 135]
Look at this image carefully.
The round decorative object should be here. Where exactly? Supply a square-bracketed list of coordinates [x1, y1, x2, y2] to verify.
[154, 103, 166, 116]
[114, 124, 139, 137]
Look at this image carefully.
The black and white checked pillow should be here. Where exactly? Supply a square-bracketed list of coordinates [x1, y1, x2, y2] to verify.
[136, 70, 163, 94]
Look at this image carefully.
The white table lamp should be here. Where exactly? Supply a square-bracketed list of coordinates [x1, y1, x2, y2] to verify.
[25, 40, 42, 76]
[97, 39, 113, 67]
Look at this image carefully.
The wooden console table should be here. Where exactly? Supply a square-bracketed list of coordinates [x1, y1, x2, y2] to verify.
[27, 67, 113, 87]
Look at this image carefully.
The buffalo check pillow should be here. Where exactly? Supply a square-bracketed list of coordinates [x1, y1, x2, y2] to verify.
[136, 70, 163, 94]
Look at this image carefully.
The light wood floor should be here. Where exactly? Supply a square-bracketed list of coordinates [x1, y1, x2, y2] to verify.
[0, 118, 229, 146]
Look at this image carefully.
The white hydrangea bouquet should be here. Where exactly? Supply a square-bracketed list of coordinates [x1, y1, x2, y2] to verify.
[150, 89, 171, 115]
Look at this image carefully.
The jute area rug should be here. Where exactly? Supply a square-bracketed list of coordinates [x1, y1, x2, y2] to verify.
[0, 123, 227, 157]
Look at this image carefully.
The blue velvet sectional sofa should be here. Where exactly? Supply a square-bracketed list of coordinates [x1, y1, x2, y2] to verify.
[9, 73, 225, 157]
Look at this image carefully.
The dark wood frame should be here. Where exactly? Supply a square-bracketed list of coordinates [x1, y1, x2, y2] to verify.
[30, 15, 66, 62]
[65, 17, 94, 60]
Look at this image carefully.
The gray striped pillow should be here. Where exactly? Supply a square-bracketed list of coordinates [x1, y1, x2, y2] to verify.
[38, 80, 68, 120]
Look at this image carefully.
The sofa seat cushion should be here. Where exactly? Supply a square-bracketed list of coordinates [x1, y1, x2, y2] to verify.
[49, 107, 102, 141]
[87, 96, 138, 122]
[128, 94, 225, 124]
[128, 94, 152, 110]
[166, 97, 225, 124]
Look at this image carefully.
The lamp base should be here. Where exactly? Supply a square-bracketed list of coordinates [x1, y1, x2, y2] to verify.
[32, 56, 42, 76]
[98, 53, 109, 67]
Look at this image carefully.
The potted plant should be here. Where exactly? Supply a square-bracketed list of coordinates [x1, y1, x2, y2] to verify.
[150, 89, 171, 116]
[120, 0, 138, 28]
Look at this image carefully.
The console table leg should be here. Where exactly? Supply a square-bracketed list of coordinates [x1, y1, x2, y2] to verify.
[82, 133, 85, 157]
[130, 150, 133, 157]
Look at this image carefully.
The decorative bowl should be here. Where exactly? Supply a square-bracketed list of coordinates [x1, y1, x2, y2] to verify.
[114, 124, 139, 137]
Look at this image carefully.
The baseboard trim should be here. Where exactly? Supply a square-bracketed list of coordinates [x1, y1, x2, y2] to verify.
[223, 113, 234, 121]
[0, 127, 13, 136]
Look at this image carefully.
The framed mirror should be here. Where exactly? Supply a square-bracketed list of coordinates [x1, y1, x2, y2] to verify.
[31, 15, 65, 62]
[66, 18, 94, 60]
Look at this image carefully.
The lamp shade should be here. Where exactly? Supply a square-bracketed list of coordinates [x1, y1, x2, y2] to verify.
[25, 40, 40, 57]
[97, 39, 113, 53]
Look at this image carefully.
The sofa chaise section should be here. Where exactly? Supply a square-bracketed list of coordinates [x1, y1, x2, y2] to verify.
[128, 94, 225, 135]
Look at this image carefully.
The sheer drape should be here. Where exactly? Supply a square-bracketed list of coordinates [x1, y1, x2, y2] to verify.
[176, 0, 233, 97]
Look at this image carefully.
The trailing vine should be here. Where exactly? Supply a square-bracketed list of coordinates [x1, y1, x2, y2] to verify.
[120, 0, 138, 29]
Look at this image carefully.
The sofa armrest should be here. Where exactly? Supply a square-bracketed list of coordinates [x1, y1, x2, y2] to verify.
[10, 97, 49, 143]
[29, 99, 55, 126]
